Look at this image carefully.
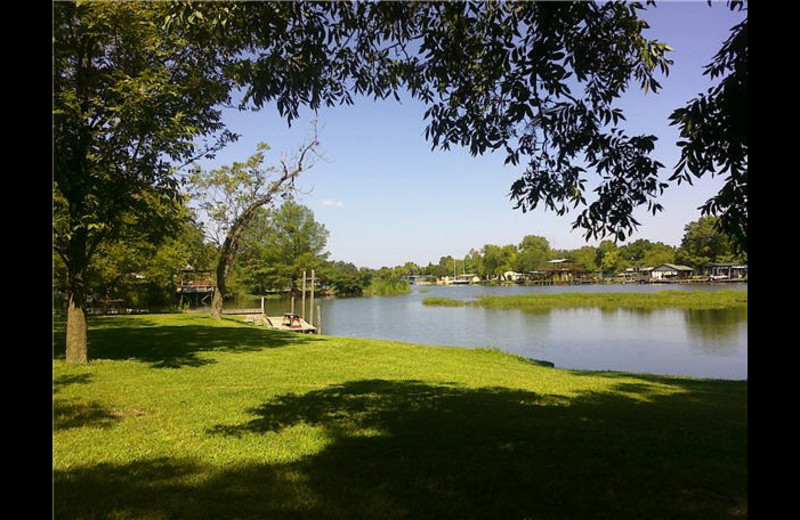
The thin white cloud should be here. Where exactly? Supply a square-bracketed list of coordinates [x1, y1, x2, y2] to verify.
[321, 199, 344, 208]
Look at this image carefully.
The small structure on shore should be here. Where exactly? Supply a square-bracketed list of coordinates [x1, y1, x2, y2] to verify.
[176, 266, 214, 305]
[650, 264, 694, 281]
[705, 262, 748, 280]
[222, 268, 322, 334]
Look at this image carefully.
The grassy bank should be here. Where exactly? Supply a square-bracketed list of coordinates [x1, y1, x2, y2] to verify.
[53, 314, 747, 519]
[424, 289, 747, 311]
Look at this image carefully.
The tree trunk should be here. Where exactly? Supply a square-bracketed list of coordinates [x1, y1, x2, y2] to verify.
[210, 287, 224, 318]
[65, 296, 88, 364]
[210, 254, 228, 318]
[211, 233, 237, 318]
[64, 231, 90, 364]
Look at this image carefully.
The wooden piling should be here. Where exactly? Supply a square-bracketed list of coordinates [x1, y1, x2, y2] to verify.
[301, 270, 306, 320]
[316, 304, 322, 335]
[309, 269, 315, 326]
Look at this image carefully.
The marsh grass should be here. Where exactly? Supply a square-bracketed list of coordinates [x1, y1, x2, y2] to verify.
[421, 296, 465, 306]
[362, 278, 413, 296]
[423, 289, 747, 311]
[53, 313, 747, 519]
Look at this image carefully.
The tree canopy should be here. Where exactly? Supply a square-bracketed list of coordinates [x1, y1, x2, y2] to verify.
[53, 1, 237, 362]
[669, 1, 747, 254]
[237, 199, 330, 293]
[204, 0, 746, 250]
[188, 134, 321, 316]
[54, 0, 747, 363]
[216, 1, 675, 243]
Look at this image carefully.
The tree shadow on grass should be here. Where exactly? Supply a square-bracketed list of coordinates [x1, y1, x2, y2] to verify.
[53, 316, 314, 368]
[54, 378, 747, 519]
[53, 400, 122, 431]
[53, 373, 94, 394]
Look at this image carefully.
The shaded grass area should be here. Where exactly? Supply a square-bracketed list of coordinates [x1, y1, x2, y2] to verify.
[53, 313, 306, 368]
[53, 314, 747, 519]
[424, 289, 748, 311]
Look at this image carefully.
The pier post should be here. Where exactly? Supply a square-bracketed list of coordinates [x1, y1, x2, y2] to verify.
[316, 304, 321, 335]
[301, 270, 306, 320]
[310, 270, 315, 326]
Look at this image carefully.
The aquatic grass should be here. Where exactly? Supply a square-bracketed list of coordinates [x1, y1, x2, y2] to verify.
[421, 296, 466, 307]
[362, 278, 412, 296]
[53, 313, 747, 519]
[473, 289, 747, 311]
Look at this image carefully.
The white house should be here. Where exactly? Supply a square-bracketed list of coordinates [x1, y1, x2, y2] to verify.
[650, 264, 694, 280]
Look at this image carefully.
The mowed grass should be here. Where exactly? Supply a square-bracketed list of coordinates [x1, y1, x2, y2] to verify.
[424, 289, 748, 311]
[53, 313, 747, 519]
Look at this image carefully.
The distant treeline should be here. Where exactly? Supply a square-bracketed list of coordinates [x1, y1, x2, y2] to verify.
[53, 207, 745, 311]
[383, 216, 746, 281]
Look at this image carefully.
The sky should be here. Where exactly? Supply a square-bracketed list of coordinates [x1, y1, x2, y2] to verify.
[195, 1, 746, 269]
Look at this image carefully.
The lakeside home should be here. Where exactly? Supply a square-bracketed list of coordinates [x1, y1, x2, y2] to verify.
[532, 258, 584, 284]
[501, 271, 525, 282]
[650, 263, 694, 281]
[705, 262, 748, 280]
[410, 261, 747, 287]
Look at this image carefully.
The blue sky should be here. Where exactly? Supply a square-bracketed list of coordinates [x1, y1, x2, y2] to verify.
[197, 1, 746, 269]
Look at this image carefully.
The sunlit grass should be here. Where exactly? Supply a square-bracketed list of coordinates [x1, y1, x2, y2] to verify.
[53, 313, 747, 519]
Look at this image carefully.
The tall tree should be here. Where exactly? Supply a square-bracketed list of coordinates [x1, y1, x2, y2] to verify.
[669, 1, 747, 254]
[619, 239, 676, 268]
[237, 199, 330, 293]
[188, 132, 321, 317]
[676, 216, 742, 269]
[481, 244, 518, 279]
[516, 235, 551, 273]
[318, 261, 371, 297]
[53, 2, 235, 363]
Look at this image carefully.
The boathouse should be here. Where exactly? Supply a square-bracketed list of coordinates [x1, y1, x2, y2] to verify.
[176, 266, 214, 304]
[501, 271, 525, 283]
[538, 259, 584, 284]
[704, 262, 748, 280]
[650, 264, 694, 280]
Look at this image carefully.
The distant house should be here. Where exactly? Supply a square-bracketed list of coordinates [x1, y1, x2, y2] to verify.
[536, 259, 584, 284]
[501, 271, 525, 282]
[176, 266, 215, 303]
[705, 263, 748, 280]
[650, 264, 694, 280]
[621, 267, 653, 282]
[405, 274, 432, 284]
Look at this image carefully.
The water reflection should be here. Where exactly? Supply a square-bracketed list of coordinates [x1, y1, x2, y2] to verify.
[208, 284, 747, 380]
[683, 307, 748, 355]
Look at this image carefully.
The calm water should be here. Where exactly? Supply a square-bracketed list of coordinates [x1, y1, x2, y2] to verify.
[229, 283, 748, 381]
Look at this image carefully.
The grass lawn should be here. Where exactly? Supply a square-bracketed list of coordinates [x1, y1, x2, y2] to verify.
[53, 313, 747, 519]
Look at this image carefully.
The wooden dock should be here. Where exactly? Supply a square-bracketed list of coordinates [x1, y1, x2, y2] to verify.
[222, 309, 317, 334]
[264, 315, 317, 333]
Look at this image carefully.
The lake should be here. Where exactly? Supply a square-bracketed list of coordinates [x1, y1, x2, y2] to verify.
[229, 283, 748, 381]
